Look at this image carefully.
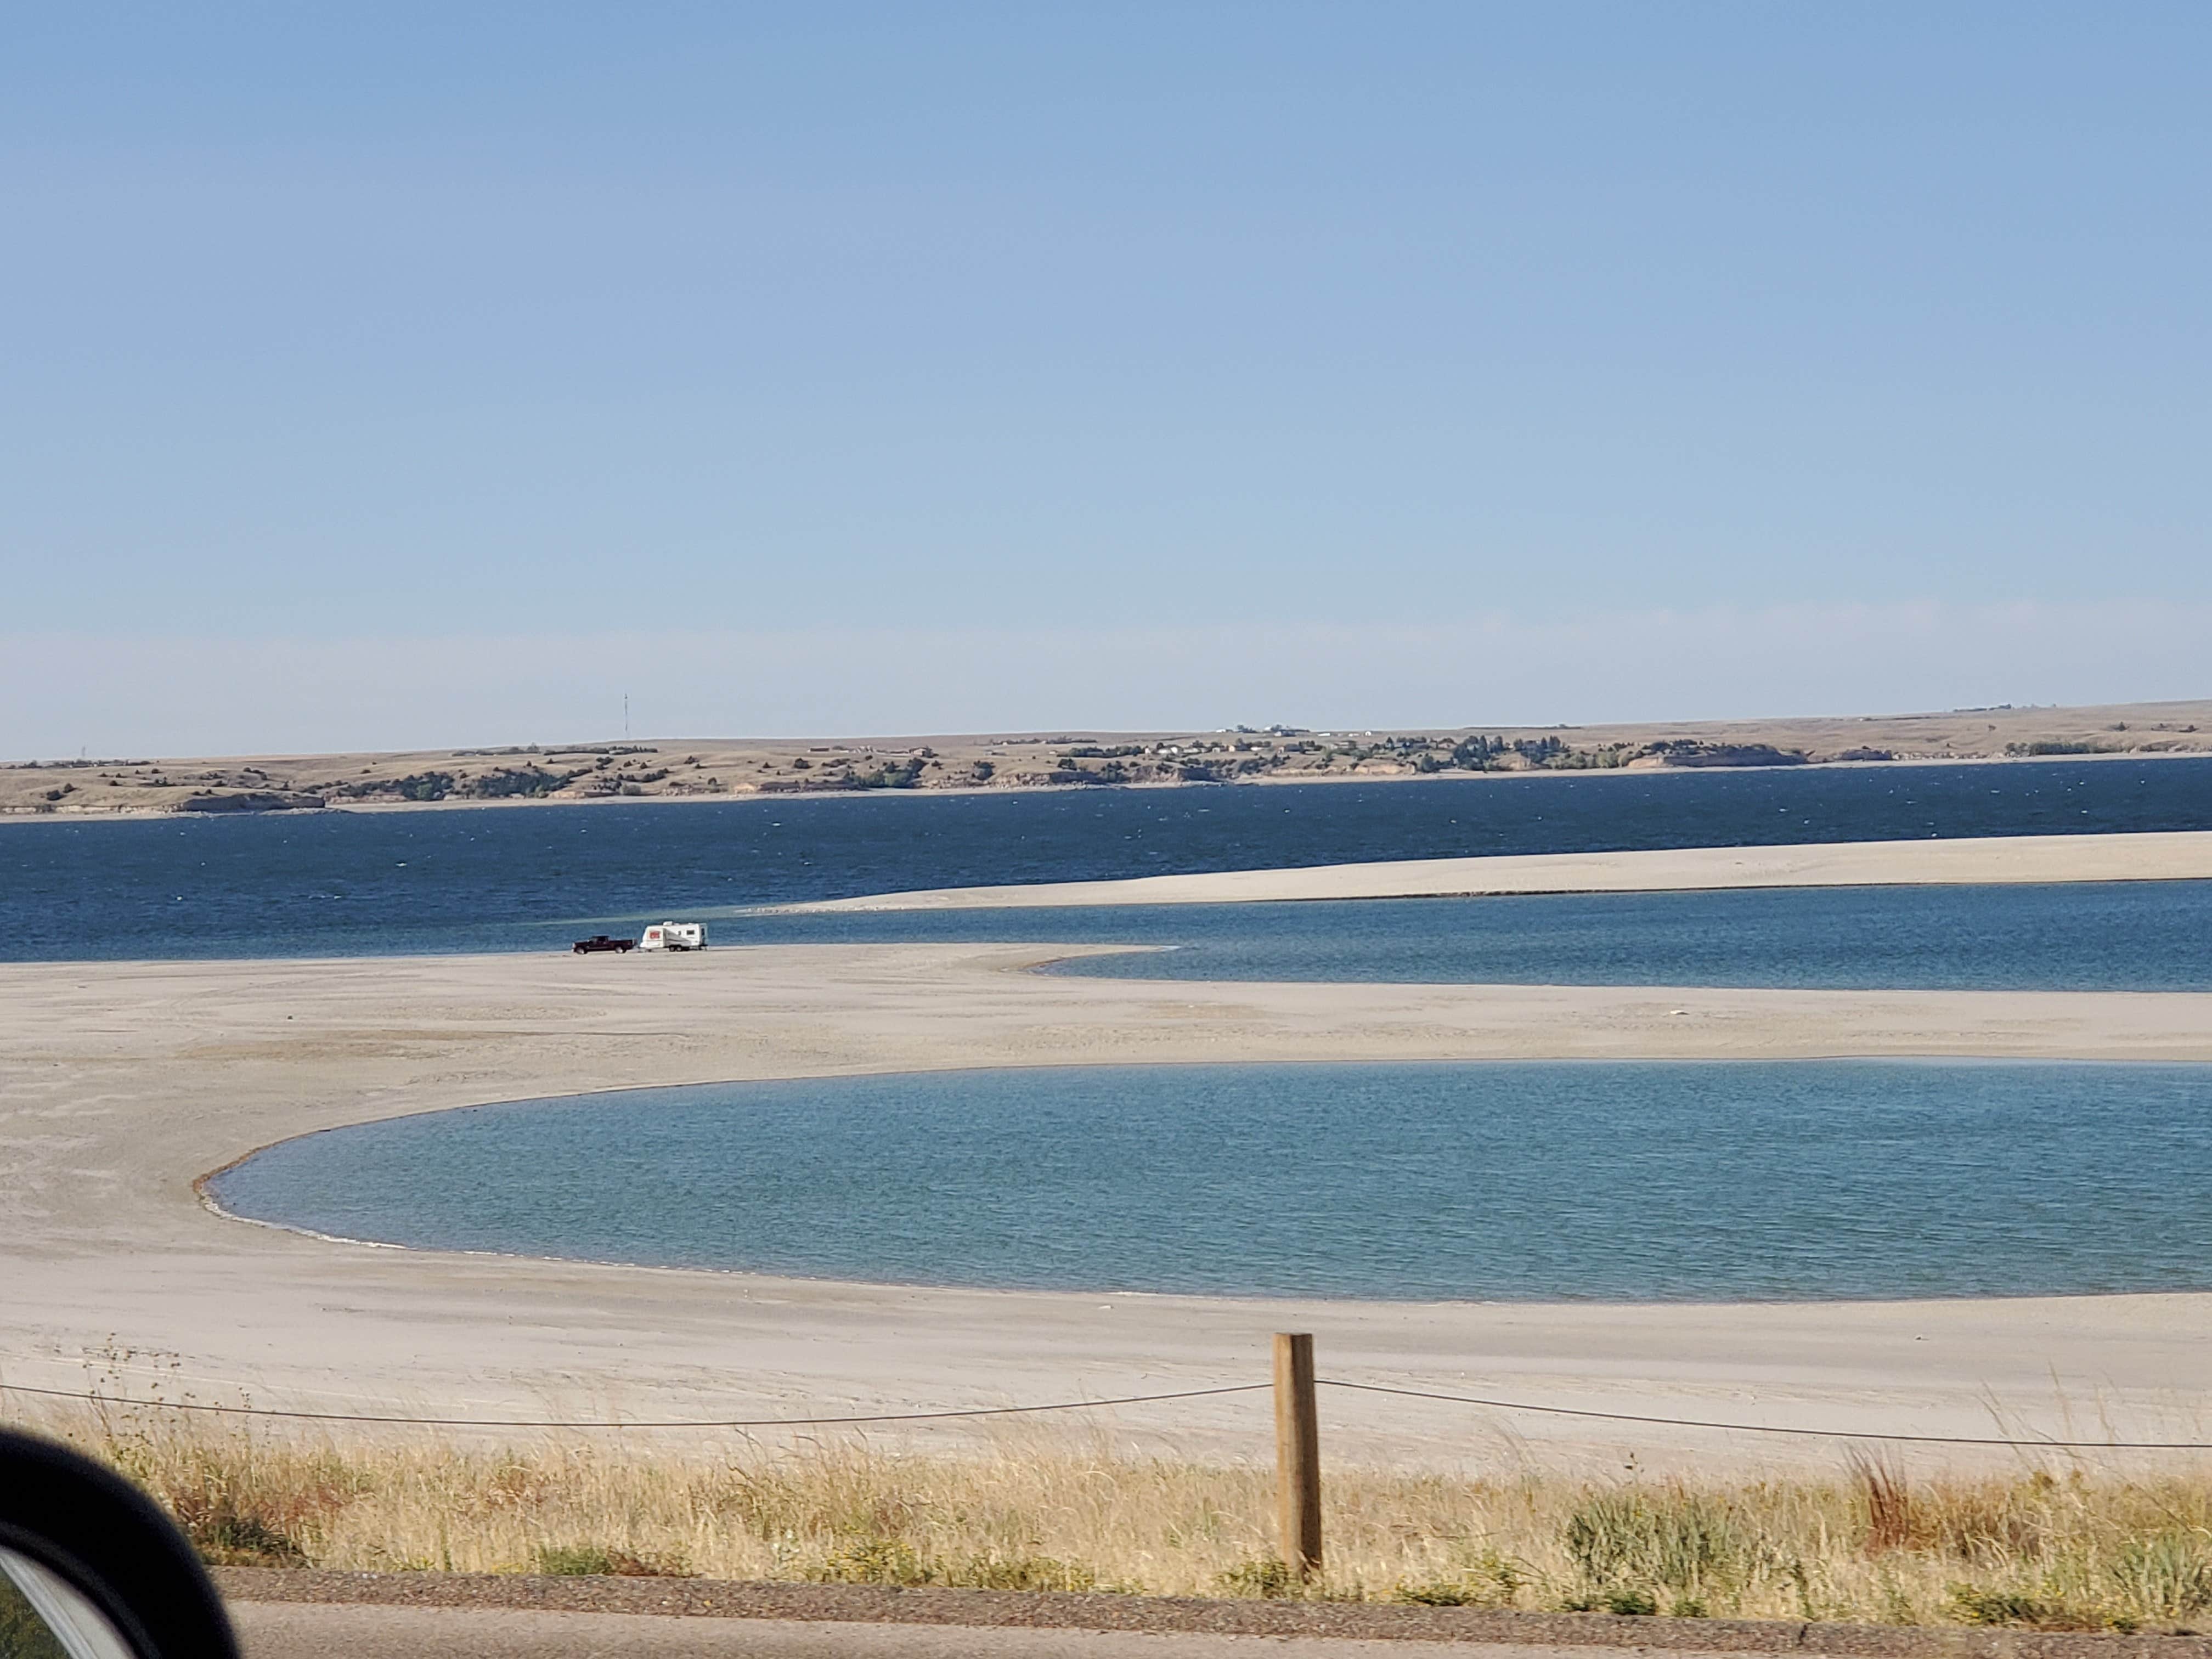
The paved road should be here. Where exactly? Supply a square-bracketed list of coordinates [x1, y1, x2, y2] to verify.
[232, 1602, 1725, 1659]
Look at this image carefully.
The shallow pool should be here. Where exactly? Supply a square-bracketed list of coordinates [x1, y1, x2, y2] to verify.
[211, 1060, 2212, 1302]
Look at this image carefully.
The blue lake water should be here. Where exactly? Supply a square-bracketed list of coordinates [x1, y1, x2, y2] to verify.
[729, 881, 2212, 991]
[5, 757, 2210, 962]
[121, 764, 2212, 1303]
[211, 1061, 2212, 1302]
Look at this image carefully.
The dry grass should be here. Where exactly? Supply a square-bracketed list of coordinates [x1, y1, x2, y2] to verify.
[22, 1406, 2212, 1632]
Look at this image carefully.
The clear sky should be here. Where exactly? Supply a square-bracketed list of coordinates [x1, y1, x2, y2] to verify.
[4, 3, 2208, 755]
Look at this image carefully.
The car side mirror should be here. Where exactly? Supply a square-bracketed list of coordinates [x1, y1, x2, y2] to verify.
[0, 1429, 238, 1658]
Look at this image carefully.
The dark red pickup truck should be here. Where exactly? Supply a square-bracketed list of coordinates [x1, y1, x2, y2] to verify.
[571, 934, 636, 954]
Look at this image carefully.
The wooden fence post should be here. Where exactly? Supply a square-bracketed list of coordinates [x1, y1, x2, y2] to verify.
[1273, 1331, 1322, 1583]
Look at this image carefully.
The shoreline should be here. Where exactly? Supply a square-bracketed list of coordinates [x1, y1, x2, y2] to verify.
[8, 942, 2212, 1468]
[5, 742, 2210, 827]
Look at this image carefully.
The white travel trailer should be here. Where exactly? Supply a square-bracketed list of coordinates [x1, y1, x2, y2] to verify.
[639, 921, 708, 952]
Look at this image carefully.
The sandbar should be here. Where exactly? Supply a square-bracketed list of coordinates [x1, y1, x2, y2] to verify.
[5, 942, 2212, 1472]
[785, 830, 2212, 911]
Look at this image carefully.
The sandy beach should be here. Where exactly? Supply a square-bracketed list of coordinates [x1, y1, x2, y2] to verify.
[788, 830, 2212, 911]
[7, 923, 2212, 1475]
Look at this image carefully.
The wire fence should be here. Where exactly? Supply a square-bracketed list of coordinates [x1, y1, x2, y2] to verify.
[1317, 1379, 2212, 1450]
[6, 1373, 2210, 1451]
[0, 1379, 1267, 1430]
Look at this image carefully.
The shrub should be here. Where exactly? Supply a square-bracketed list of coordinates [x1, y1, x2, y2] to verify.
[535, 1544, 686, 1577]
[808, 1538, 1096, 1592]
[465, 767, 579, 799]
[1396, 1553, 1525, 1607]
[1947, 1586, 2102, 1629]
[1563, 1489, 1759, 1609]
[1217, 1557, 1300, 1598]
[2112, 1534, 2212, 1622]
[189, 1510, 308, 1568]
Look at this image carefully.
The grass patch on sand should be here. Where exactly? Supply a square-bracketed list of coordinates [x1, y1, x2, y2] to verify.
[22, 1409, 2212, 1630]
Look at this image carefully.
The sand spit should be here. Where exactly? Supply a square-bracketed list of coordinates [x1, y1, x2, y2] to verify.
[786, 830, 2212, 912]
[5, 943, 2212, 1471]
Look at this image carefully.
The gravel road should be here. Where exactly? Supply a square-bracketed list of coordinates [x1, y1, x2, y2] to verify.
[233, 1601, 1731, 1659]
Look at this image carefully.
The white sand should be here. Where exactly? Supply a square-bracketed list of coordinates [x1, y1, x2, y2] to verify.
[5, 941, 2212, 1471]
[783, 830, 2212, 911]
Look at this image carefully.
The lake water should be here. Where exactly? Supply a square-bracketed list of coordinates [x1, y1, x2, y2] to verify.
[94, 763, 2212, 1304]
[730, 880, 2212, 991]
[6, 756, 2210, 962]
[211, 1061, 2212, 1302]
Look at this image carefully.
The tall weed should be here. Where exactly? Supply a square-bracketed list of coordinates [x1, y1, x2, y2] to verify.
[14, 1406, 2212, 1629]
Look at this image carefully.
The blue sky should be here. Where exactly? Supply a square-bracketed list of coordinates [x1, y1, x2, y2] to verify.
[4, 3, 2208, 754]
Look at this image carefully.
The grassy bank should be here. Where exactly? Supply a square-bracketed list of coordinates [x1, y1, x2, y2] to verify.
[24, 1410, 2212, 1633]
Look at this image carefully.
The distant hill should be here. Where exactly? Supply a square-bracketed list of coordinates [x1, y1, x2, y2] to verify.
[5, 699, 2208, 819]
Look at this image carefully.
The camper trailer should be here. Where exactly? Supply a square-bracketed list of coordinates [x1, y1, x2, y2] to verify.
[639, 921, 708, 952]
